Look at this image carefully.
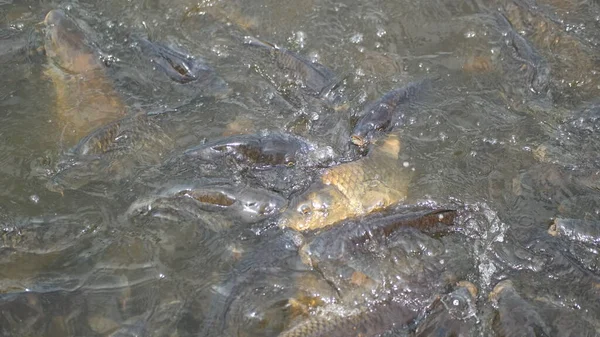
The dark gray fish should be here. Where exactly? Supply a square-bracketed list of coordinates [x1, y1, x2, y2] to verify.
[47, 113, 173, 193]
[548, 218, 600, 246]
[490, 280, 551, 337]
[351, 79, 432, 147]
[0, 27, 42, 64]
[496, 12, 550, 95]
[414, 281, 478, 337]
[279, 301, 417, 337]
[199, 230, 312, 337]
[245, 36, 342, 98]
[302, 207, 457, 265]
[184, 132, 315, 169]
[127, 182, 287, 225]
[137, 37, 217, 85]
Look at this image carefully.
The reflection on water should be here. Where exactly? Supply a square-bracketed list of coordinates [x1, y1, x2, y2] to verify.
[1, 0, 600, 336]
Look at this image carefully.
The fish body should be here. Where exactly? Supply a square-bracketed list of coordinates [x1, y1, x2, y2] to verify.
[245, 36, 342, 98]
[137, 37, 205, 84]
[548, 218, 600, 245]
[414, 281, 478, 337]
[47, 114, 173, 192]
[136, 37, 228, 96]
[127, 182, 286, 225]
[185, 132, 314, 169]
[351, 81, 428, 147]
[489, 280, 551, 337]
[43, 9, 126, 145]
[301, 208, 457, 266]
[279, 301, 417, 337]
[280, 134, 413, 231]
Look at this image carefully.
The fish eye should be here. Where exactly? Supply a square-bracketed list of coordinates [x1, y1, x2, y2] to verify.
[212, 145, 228, 153]
[298, 204, 311, 215]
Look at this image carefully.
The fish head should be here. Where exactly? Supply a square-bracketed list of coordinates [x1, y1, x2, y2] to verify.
[489, 279, 515, 303]
[278, 184, 349, 231]
[235, 188, 287, 223]
[351, 113, 393, 147]
[43, 9, 100, 73]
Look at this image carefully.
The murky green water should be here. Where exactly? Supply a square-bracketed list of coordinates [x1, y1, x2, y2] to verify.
[1, 0, 600, 336]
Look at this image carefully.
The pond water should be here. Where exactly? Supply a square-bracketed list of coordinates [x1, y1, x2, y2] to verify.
[1, 0, 599, 336]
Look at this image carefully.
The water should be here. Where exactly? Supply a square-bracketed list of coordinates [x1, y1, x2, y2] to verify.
[1, 0, 600, 336]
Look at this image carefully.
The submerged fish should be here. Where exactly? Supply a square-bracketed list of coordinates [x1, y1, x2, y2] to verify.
[137, 37, 204, 84]
[184, 132, 317, 169]
[279, 134, 413, 231]
[548, 218, 600, 246]
[495, 12, 550, 95]
[136, 37, 228, 95]
[47, 114, 173, 193]
[414, 281, 478, 337]
[300, 208, 457, 267]
[278, 301, 417, 337]
[245, 36, 343, 99]
[351, 80, 431, 147]
[43, 9, 126, 146]
[489, 280, 551, 337]
[127, 182, 287, 225]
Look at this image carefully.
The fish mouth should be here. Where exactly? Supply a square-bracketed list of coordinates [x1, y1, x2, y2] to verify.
[350, 134, 366, 147]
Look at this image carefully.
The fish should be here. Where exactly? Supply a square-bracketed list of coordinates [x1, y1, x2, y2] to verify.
[184, 132, 315, 169]
[548, 218, 600, 246]
[489, 280, 551, 337]
[300, 208, 457, 266]
[136, 37, 226, 90]
[414, 281, 478, 337]
[278, 300, 417, 337]
[47, 114, 173, 193]
[43, 9, 103, 73]
[42, 9, 126, 145]
[245, 36, 343, 99]
[495, 12, 550, 95]
[127, 182, 287, 225]
[279, 133, 413, 231]
[137, 37, 204, 84]
[351, 80, 431, 147]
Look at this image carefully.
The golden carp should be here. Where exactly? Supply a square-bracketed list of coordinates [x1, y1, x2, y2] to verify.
[279, 134, 413, 231]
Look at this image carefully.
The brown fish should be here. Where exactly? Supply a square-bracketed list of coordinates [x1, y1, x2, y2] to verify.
[279, 134, 413, 231]
[43, 9, 126, 146]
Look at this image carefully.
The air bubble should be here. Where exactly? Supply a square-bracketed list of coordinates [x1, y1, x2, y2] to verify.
[29, 194, 40, 204]
[294, 31, 306, 49]
[350, 33, 363, 44]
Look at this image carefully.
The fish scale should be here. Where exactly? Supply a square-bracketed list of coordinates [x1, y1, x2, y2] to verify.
[279, 302, 417, 337]
[280, 134, 413, 231]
